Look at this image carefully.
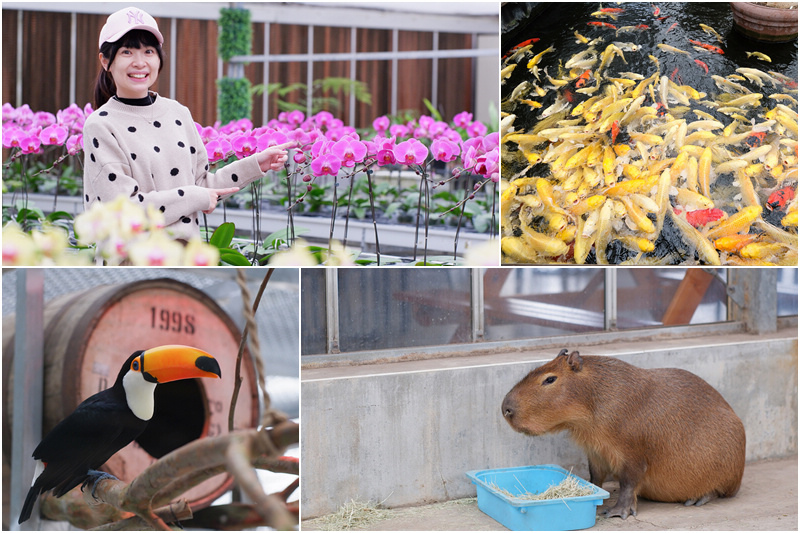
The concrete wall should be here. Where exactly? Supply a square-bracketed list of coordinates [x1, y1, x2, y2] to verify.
[300, 330, 798, 518]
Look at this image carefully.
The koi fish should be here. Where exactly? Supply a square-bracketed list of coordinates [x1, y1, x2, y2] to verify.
[657, 43, 692, 56]
[699, 23, 724, 43]
[746, 51, 772, 62]
[669, 67, 681, 83]
[657, 15, 671, 21]
[592, 10, 619, 20]
[675, 208, 726, 228]
[689, 39, 724, 55]
[652, 4, 661, 16]
[503, 38, 540, 59]
[588, 21, 618, 30]
[667, 22, 678, 32]
[694, 59, 709, 74]
[600, 7, 624, 13]
[745, 130, 767, 148]
[767, 186, 795, 211]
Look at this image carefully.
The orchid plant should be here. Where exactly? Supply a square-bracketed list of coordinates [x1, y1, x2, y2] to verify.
[3, 102, 499, 266]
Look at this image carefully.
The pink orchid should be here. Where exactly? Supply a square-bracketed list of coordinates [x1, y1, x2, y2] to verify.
[330, 137, 367, 167]
[392, 139, 428, 166]
[206, 138, 232, 163]
[19, 132, 42, 154]
[372, 115, 390, 133]
[40, 124, 68, 146]
[430, 138, 460, 163]
[466, 120, 487, 138]
[311, 152, 342, 176]
[376, 149, 396, 166]
[314, 111, 335, 130]
[231, 133, 258, 159]
[2, 126, 25, 148]
[453, 111, 473, 128]
[66, 134, 83, 155]
[256, 129, 289, 151]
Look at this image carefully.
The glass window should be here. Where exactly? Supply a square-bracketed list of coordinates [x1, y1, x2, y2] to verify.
[616, 269, 728, 328]
[777, 268, 799, 317]
[484, 268, 604, 341]
[300, 269, 327, 356]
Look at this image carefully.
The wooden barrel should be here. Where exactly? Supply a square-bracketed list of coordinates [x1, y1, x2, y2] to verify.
[3, 278, 260, 512]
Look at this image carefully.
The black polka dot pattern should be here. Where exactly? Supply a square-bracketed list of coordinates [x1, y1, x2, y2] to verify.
[154, 146, 160, 152]
[99, 111, 108, 117]
[128, 126, 136, 133]
[108, 173, 116, 181]
[131, 153, 137, 160]
[175, 120, 182, 126]
[190, 147, 196, 154]
[178, 141, 185, 148]
[138, 194, 144, 202]
[159, 206, 166, 212]
[178, 189, 185, 197]
[170, 168, 179, 176]
[232, 173, 239, 182]
[93, 138, 99, 148]
[181, 216, 191, 224]
[154, 121, 161, 128]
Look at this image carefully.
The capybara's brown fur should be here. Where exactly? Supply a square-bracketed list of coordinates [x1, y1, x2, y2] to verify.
[502, 349, 746, 519]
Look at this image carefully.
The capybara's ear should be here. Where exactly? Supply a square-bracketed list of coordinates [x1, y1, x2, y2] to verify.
[567, 351, 583, 371]
[557, 348, 569, 357]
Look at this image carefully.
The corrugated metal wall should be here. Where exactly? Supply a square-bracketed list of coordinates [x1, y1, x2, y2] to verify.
[2, 8, 473, 128]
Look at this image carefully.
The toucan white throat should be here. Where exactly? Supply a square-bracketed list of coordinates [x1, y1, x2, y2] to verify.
[122, 370, 157, 420]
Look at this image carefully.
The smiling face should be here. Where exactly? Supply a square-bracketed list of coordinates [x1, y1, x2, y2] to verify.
[99, 29, 163, 100]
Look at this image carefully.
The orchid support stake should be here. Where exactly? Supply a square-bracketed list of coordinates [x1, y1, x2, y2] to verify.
[329, 175, 339, 257]
[342, 174, 356, 249]
[364, 167, 381, 265]
[286, 172, 296, 246]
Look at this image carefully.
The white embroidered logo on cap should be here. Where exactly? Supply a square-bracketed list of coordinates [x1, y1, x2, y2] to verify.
[127, 10, 144, 25]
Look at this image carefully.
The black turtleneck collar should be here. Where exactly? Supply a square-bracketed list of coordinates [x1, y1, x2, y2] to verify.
[114, 93, 156, 107]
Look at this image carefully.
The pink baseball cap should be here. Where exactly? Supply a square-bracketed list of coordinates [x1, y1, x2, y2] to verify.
[99, 7, 164, 49]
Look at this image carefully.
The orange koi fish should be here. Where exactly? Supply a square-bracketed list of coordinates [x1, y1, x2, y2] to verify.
[652, 4, 660, 16]
[600, 7, 624, 13]
[767, 186, 796, 211]
[502, 38, 540, 59]
[667, 22, 678, 32]
[694, 59, 709, 74]
[689, 39, 724, 54]
[588, 21, 618, 29]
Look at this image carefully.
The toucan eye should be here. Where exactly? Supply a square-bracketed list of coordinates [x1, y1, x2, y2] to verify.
[543, 375, 557, 385]
[132, 359, 140, 372]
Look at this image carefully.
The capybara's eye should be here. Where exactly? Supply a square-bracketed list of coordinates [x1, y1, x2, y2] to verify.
[543, 375, 557, 385]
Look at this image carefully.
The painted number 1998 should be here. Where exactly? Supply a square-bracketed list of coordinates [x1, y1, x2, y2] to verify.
[150, 307, 196, 334]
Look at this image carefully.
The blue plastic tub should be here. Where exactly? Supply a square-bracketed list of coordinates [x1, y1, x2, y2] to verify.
[466, 464, 609, 531]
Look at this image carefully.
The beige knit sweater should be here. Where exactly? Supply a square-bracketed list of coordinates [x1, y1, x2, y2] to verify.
[82, 93, 264, 241]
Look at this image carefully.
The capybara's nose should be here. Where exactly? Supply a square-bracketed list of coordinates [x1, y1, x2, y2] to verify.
[502, 395, 515, 419]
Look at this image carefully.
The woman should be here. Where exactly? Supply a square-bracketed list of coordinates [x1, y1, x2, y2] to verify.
[83, 6, 292, 241]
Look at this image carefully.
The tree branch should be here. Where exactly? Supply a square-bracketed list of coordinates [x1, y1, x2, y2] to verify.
[48, 424, 299, 530]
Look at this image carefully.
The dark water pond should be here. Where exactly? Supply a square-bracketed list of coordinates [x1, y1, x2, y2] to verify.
[503, 2, 797, 97]
[500, 2, 798, 265]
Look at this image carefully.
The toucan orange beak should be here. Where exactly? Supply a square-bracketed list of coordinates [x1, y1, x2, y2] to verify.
[140, 345, 222, 383]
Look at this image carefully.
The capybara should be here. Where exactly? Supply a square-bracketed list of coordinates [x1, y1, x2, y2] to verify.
[501, 349, 746, 519]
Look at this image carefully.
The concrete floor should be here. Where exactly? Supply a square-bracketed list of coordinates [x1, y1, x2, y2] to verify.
[302, 456, 797, 531]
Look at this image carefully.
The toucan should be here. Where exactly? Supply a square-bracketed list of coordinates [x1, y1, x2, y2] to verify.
[18, 345, 222, 524]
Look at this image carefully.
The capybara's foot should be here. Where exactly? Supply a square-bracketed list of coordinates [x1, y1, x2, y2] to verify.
[602, 502, 637, 519]
[684, 493, 713, 506]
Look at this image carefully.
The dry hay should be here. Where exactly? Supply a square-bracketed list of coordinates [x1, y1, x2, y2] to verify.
[308, 498, 393, 531]
[488, 472, 596, 502]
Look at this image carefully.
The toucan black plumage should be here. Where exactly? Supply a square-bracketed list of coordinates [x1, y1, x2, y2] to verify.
[18, 345, 221, 524]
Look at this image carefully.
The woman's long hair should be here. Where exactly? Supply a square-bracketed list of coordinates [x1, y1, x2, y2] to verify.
[94, 29, 164, 109]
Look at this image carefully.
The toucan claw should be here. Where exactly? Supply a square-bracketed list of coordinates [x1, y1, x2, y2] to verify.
[81, 470, 119, 501]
